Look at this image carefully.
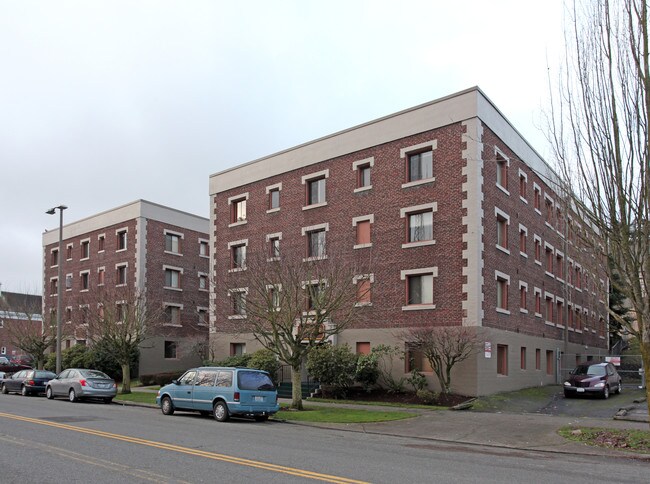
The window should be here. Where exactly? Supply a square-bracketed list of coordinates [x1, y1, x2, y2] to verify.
[197, 307, 208, 326]
[231, 290, 246, 316]
[164, 341, 178, 359]
[165, 232, 182, 254]
[117, 230, 127, 251]
[401, 203, 436, 247]
[495, 151, 508, 191]
[267, 285, 281, 309]
[97, 267, 105, 286]
[534, 288, 542, 315]
[98, 234, 105, 252]
[116, 302, 127, 323]
[545, 294, 554, 323]
[232, 198, 246, 223]
[408, 151, 433, 182]
[230, 343, 245, 356]
[79, 305, 89, 325]
[50, 277, 58, 296]
[65, 307, 72, 323]
[534, 184, 541, 212]
[199, 274, 208, 291]
[354, 274, 374, 306]
[353, 157, 374, 191]
[556, 300, 564, 326]
[407, 274, 433, 305]
[536, 349, 541, 370]
[406, 343, 425, 372]
[231, 244, 246, 269]
[545, 246, 554, 274]
[519, 225, 527, 255]
[66, 244, 73, 260]
[81, 240, 90, 260]
[520, 347, 527, 370]
[308, 177, 326, 205]
[519, 282, 528, 312]
[164, 267, 182, 289]
[164, 305, 182, 326]
[307, 229, 326, 258]
[556, 253, 564, 279]
[519, 170, 527, 200]
[546, 350, 554, 375]
[353, 215, 373, 248]
[497, 344, 508, 375]
[266, 233, 281, 260]
[199, 239, 209, 257]
[266, 182, 282, 212]
[65, 273, 73, 291]
[534, 236, 542, 264]
[302, 170, 329, 208]
[80, 271, 89, 291]
[116, 264, 127, 286]
[495, 272, 509, 313]
[496, 212, 509, 251]
[305, 282, 326, 311]
[409, 211, 433, 243]
[545, 197, 554, 225]
[356, 342, 371, 355]
[50, 249, 59, 267]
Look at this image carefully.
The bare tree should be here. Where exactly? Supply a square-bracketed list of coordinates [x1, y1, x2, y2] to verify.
[547, 0, 650, 420]
[217, 245, 372, 410]
[403, 326, 479, 395]
[79, 286, 164, 393]
[0, 291, 55, 369]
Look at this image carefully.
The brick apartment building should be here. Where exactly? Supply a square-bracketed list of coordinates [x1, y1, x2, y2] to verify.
[0, 289, 43, 359]
[42, 200, 210, 376]
[208, 87, 609, 396]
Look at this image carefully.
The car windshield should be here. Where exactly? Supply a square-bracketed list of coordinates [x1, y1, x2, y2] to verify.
[35, 371, 57, 379]
[237, 371, 276, 391]
[80, 369, 110, 379]
[574, 365, 606, 376]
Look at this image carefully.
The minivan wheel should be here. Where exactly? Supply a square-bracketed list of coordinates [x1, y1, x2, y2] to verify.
[602, 386, 610, 399]
[46, 387, 53, 399]
[69, 388, 78, 402]
[161, 396, 174, 415]
[213, 401, 229, 422]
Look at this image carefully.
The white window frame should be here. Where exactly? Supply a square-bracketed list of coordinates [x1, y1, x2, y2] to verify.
[544, 242, 555, 278]
[495, 207, 510, 255]
[266, 232, 282, 261]
[518, 223, 528, 258]
[198, 271, 209, 292]
[302, 223, 329, 261]
[353, 156, 374, 193]
[79, 270, 90, 292]
[533, 234, 542, 266]
[401, 140, 437, 188]
[534, 287, 543, 318]
[401, 202, 437, 248]
[227, 238, 249, 272]
[80, 238, 91, 261]
[494, 146, 510, 195]
[115, 263, 128, 287]
[495, 270, 510, 315]
[533, 182, 542, 215]
[228, 287, 248, 319]
[164, 229, 184, 256]
[544, 291, 555, 326]
[196, 306, 209, 326]
[266, 182, 282, 213]
[302, 169, 330, 210]
[115, 227, 128, 252]
[163, 264, 184, 291]
[163, 302, 184, 327]
[400, 267, 438, 311]
[228, 192, 249, 227]
[50, 247, 59, 268]
[353, 273, 374, 307]
[518, 168, 528, 203]
[65, 273, 73, 292]
[66, 242, 74, 261]
[519, 281, 528, 314]
[352, 215, 374, 249]
[199, 238, 209, 258]
[97, 233, 106, 253]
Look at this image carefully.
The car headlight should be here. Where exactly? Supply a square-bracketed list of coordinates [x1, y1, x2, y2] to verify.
[594, 382, 605, 388]
[563, 381, 571, 386]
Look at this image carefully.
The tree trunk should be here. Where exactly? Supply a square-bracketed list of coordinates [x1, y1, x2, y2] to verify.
[120, 363, 131, 394]
[290, 364, 303, 410]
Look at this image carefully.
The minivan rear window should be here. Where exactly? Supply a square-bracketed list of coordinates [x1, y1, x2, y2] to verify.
[237, 371, 275, 391]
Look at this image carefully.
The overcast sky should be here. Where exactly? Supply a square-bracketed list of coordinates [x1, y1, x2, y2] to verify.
[0, 1, 566, 295]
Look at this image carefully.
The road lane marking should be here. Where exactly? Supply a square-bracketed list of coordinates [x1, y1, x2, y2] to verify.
[0, 412, 369, 484]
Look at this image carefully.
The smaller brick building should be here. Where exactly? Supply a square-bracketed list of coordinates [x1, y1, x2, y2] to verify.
[42, 200, 210, 376]
[0, 289, 43, 359]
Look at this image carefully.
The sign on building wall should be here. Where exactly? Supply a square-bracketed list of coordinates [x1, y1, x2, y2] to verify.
[484, 342, 492, 359]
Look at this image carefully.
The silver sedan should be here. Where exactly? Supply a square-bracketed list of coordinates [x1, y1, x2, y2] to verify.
[46, 368, 117, 404]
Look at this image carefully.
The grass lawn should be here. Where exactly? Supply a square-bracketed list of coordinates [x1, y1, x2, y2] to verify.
[274, 405, 416, 423]
[309, 398, 444, 410]
[559, 426, 650, 454]
[114, 392, 158, 405]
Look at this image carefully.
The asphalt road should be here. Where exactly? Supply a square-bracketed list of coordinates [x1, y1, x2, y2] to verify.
[0, 393, 648, 483]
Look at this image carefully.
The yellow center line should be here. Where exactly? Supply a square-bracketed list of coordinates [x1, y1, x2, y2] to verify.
[0, 412, 369, 484]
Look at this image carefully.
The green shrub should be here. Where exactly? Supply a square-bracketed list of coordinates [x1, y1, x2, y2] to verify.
[139, 371, 184, 386]
[371, 344, 407, 393]
[407, 370, 428, 392]
[416, 389, 437, 405]
[206, 354, 252, 368]
[307, 344, 357, 397]
[248, 349, 281, 384]
[355, 352, 380, 392]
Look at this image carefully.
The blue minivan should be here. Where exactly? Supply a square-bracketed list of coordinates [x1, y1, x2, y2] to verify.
[156, 367, 279, 422]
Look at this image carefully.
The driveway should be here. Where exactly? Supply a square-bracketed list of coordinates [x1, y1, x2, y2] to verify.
[472, 385, 648, 420]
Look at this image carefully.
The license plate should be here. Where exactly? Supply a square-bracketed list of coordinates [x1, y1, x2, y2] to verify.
[577, 388, 585, 393]
[254, 396, 264, 402]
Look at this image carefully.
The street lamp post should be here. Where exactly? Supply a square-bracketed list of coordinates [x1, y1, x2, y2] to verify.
[46, 205, 67, 374]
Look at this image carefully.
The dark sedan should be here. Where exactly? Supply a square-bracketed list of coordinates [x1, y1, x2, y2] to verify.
[564, 362, 623, 399]
[1, 369, 57, 396]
